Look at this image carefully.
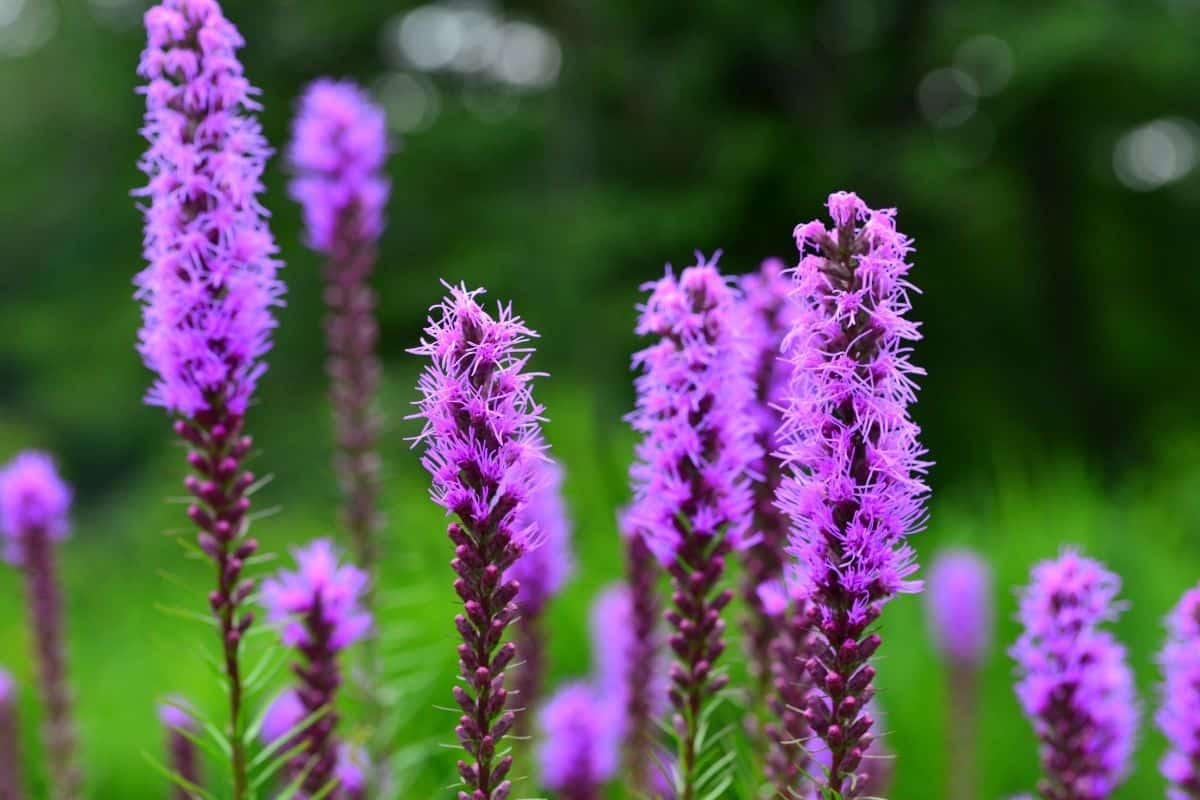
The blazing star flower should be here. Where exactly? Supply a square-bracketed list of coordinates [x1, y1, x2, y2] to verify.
[776, 191, 929, 798]
[537, 682, 621, 800]
[0, 668, 22, 800]
[158, 697, 201, 798]
[288, 78, 389, 612]
[507, 457, 573, 736]
[926, 549, 993, 668]
[260, 539, 371, 652]
[289, 78, 389, 255]
[1012, 550, 1138, 800]
[135, 0, 283, 418]
[626, 253, 758, 795]
[0, 452, 71, 563]
[135, 4, 281, 795]
[1158, 582, 1200, 800]
[1, 451, 81, 800]
[260, 539, 371, 795]
[410, 283, 547, 800]
[335, 744, 368, 800]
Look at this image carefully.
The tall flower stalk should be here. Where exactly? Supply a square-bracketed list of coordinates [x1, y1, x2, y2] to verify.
[1160, 582, 1200, 799]
[737, 258, 799, 715]
[627, 255, 757, 800]
[1011, 550, 1138, 800]
[0, 669, 24, 800]
[777, 191, 929, 799]
[506, 458, 573, 738]
[0, 452, 80, 800]
[261, 539, 371, 795]
[134, 2, 283, 795]
[926, 549, 993, 800]
[159, 699, 203, 798]
[410, 284, 547, 800]
[287, 78, 389, 583]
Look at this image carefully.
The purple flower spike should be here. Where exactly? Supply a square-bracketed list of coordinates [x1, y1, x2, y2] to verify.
[0, 669, 24, 800]
[288, 77, 390, 790]
[926, 549, 993, 668]
[261, 539, 371, 795]
[159, 697, 202, 798]
[627, 253, 758, 796]
[537, 682, 621, 800]
[1012, 549, 1138, 800]
[288, 78, 388, 591]
[410, 283, 547, 800]
[135, 2, 281, 796]
[1159, 582, 1200, 799]
[737, 258, 802, 756]
[507, 458, 573, 738]
[1, 452, 80, 800]
[289, 78, 389, 256]
[777, 191, 929, 798]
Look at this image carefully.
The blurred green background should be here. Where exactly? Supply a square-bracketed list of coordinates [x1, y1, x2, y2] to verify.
[2, 0, 1200, 797]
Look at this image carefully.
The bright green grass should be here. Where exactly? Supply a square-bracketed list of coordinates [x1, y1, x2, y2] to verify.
[1, 383, 1197, 798]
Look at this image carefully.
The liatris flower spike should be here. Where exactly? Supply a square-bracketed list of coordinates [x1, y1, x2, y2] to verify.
[0, 669, 23, 800]
[1, 452, 80, 800]
[536, 683, 621, 800]
[627, 253, 759, 798]
[777, 191, 930, 798]
[1012, 549, 1138, 800]
[159, 698, 202, 799]
[926, 549, 993, 800]
[410, 284, 547, 800]
[506, 457, 573, 737]
[737, 258, 800, 711]
[1158, 581, 1200, 799]
[134, 1, 282, 795]
[288, 77, 389, 577]
[261, 539, 371, 794]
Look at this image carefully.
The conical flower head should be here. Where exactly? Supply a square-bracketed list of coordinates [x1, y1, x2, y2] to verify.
[626, 253, 758, 563]
[410, 283, 546, 549]
[260, 538, 371, 651]
[135, 0, 283, 417]
[288, 78, 389, 254]
[1012, 549, 1138, 799]
[925, 549, 993, 667]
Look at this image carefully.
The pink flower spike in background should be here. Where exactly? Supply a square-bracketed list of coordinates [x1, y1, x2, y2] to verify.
[261, 539, 371, 794]
[1, 451, 80, 800]
[158, 697, 202, 799]
[1158, 581, 1200, 799]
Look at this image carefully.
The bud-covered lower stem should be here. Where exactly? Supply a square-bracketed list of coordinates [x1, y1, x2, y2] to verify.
[665, 535, 732, 800]
[449, 521, 520, 800]
[0, 680, 25, 800]
[764, 601, 816, 794]
[20, 528, 80, 800]
[288, 596, 343, 792]
[177, 410, 259, 800]
[623, 533, 660, 794]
